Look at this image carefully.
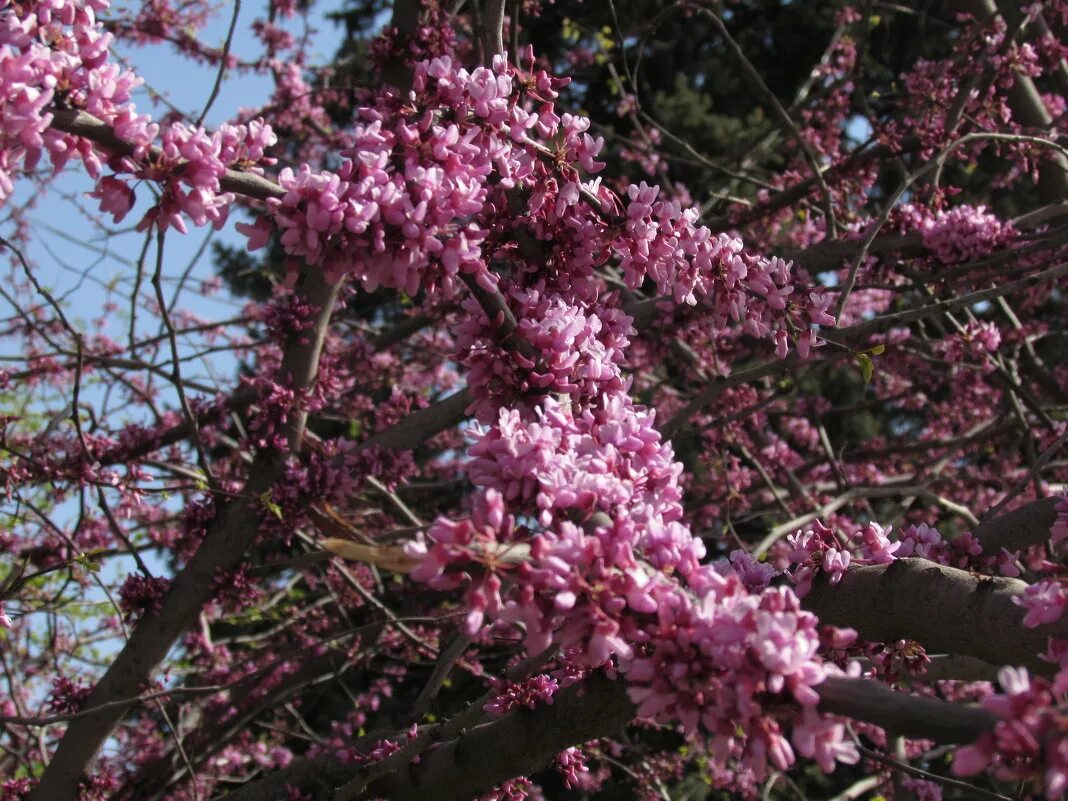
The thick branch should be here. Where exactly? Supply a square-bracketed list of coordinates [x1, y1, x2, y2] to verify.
[816, 676, 996, 742]
[216, 674, 994, 801]
[484, 0, 506, 60]
[975, 496, 1060, 554]
[382, 0, 421, 87]
[803, 558, 1065, 673]
[365, 672, 633, 801]
[363, 389, 472, 451]
[788, 232, 926, 271]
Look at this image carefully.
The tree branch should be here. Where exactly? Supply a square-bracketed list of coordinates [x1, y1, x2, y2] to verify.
[803, 558, 1064, 673]
[362, 389, 472, 451]
[215, 673, 995, 801]
[484, 0, 506, 60]
[28, 271, 342, 801]
[816, 676, 995, 743]
[974, 496, 1060, 554]
[48, 108, 285, 201]
[953, 0, 1068, 201]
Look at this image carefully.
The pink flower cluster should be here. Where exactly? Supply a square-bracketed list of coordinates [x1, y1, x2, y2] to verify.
[239, 45, 831, 432]
[476, 778, 533, 801]
[125, 119, 277, 233]
[857, 521, 901, 564]
[454, 286, 633, 420]
[614, 182, 835, 356]
[780, 519, 1023, 593]
[942, 320, 1002, 364]
[0, 1, 138, 200]
[712, 549, 778, 592]
[896, 522, 1020, 576]
[483, 674, 559, 716]
[245, 53, 567, 291]
[0, 1, 281, 235]
[953, 667, 1068, 798]
[897, 203, 1015, 265]
[784, 520, 852, 595]
[862, 639, 932, 683]
[554, 747, 588, 789]
[47, 675, 91, 714]
[1014, 579, 1068, 628]
[624, 580, 829, 749]
[117, 574, 172, 622]
[405, 395, 858, 778]
[259, 293, 320, 343]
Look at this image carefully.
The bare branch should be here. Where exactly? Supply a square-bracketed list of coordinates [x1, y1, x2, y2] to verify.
[975, 496, 1060, 554]
[362, 389, 472, 451]
[484, 0, 506, 60]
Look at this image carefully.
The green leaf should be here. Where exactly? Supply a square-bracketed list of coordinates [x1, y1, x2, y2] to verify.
[856, 353, 874, 384]
[561, 17, 580, 44]
[259, 490, 283, 520]
[868, 343, 886, 355]
[74, 552, 101, 573]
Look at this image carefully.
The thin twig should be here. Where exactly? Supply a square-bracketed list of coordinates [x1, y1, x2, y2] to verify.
[194, 0, 242, 127]
[684, 3, 839, 239]
[150, 231, 215, 489]
[855, 744, 1011, 801]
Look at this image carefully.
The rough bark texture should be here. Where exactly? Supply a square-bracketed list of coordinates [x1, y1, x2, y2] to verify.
[975, 496, 1060, 553]
[216, 674, 996, 801]
[803, 558, 1064, 672]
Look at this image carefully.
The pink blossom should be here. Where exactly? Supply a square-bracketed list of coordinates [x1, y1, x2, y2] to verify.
[88, 175, 135, 223]
[792, 708, 860, 773]
[1052, 494, 1068, 546]
[859, 522, 900, 564]
[822, 548, 851, 584]
[554, 747, 588, 789]
[484, 674, 559, 716]
[1014, 579, 1068, 628]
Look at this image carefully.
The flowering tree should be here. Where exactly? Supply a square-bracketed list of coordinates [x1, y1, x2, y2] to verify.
[1, 0, 1067, 799]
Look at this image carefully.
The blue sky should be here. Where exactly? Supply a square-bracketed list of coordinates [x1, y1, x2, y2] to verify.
[6, 2, 346, 386]
[0, 2, 348, 674]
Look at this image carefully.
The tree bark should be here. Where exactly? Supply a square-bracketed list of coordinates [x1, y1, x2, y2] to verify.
[803, 558, 1064, 673]
[216, 673, 996, 801]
